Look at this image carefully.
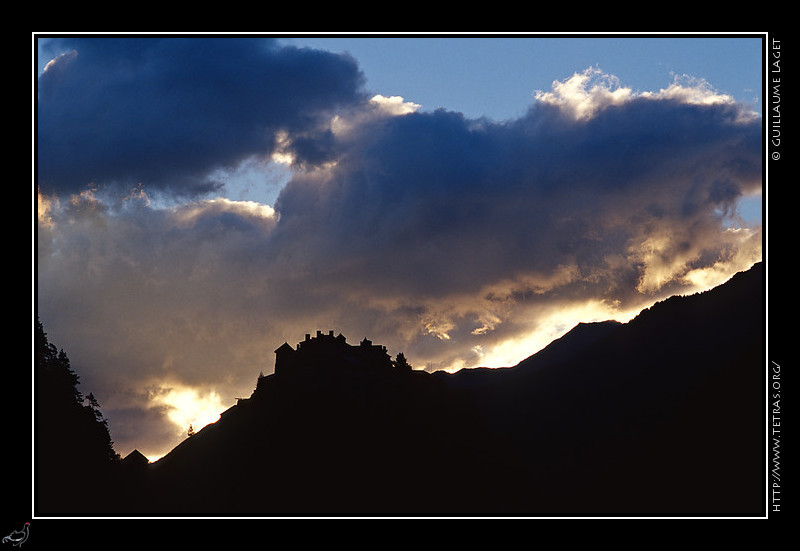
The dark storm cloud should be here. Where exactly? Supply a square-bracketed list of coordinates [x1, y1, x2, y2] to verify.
[271, 87, 762, 304]
[37, 36, 367, 197]
[260, 74, 762, 371]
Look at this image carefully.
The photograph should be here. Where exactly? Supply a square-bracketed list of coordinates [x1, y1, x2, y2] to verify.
[28, 32, 771, 531]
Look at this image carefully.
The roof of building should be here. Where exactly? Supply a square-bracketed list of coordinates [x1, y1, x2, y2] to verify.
[275, 342, 295, 354]
[122, 449, 150, 466]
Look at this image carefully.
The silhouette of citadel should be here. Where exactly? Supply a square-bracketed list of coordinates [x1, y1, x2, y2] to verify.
[227, 330, 410, 410]
[272, 330, 397, 377]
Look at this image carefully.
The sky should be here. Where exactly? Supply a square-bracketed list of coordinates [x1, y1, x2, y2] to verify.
[35, 33, 765, 461]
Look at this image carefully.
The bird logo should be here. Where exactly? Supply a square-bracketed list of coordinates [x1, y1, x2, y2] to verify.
[2, 523, 29, 547]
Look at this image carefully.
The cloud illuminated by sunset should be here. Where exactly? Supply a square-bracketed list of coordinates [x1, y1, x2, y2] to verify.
[35, 36, 763, 461]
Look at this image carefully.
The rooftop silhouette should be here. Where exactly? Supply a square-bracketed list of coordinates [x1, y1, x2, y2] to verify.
[272, 329, 395, 378]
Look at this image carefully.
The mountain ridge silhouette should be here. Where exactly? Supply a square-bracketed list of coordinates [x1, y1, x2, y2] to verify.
[36, 262, 765, 517]
[444, 261, 765, 515]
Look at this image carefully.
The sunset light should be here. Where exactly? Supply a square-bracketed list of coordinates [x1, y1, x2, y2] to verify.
[148, 384, 223, 436]
[477, 299, 640, 370]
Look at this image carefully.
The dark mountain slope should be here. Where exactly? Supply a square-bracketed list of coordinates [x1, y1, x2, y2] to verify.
[104, 262, 764, 517]
[517, 319, 624, 371]
[434, 320, 623, 393]
[439, 262, 765, 515]
[116, 362, 528, 516]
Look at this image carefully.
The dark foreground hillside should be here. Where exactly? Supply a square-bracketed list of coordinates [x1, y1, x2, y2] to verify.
[116, 359, 527, 516]
[35, 263, 765, 517]
[437, 262, 765, 516]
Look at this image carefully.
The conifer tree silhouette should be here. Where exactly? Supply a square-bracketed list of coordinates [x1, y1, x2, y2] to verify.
[35, 319, 119, 515]
[394, 352, 411, 370]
